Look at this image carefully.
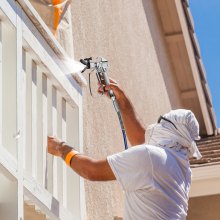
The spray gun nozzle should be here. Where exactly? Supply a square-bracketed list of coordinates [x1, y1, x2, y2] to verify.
[80, 57, 92, 67]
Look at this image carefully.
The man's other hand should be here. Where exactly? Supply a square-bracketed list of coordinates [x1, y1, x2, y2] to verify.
[47, 136, 63, 157]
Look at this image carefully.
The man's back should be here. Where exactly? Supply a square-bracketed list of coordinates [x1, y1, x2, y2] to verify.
[107, 145, 192, 220]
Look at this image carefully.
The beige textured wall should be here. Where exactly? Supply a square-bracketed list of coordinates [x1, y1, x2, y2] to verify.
[187, 194, 220, 220]
[71, 0, 180, 219]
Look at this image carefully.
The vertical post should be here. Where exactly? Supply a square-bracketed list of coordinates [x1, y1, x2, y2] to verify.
[46, 79, 53, 194]
[22, 48, 26, 170]
[66, 104, 80, 218]
[36, 66, 43, 185]
[16, 5, 24, 220]
[62, 98, 67, 208]
[25, 52, 32, 175]
[31, 61, 37, 178]
[42, 74, 47, 188]
[78, 96, 85, 220]
[0, 21, 2, 148]
[56, 93, 63, 202]
[52, 86, 58, 198]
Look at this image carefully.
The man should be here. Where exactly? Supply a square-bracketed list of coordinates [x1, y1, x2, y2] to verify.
[48, 78, 202, 220]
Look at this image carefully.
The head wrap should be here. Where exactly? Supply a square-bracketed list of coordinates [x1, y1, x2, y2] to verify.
[148, 109, 202, 159]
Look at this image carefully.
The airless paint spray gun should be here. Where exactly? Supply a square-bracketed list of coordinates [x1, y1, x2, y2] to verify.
[80, 57, 128, 150]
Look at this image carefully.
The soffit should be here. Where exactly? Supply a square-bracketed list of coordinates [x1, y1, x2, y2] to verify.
[155, 0, 217, 136]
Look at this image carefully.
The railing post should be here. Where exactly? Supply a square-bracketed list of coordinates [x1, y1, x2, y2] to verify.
[0, 21, 2, 148]
[52, 86, 58, 198]
[31, 61, 37, 178]
[36, 66, 43, 185]
[42, 74, 48, 188]
[16, 4, 24, 220]
[25, 52, 33, 175]
[62, 98, 67, 208]
[46, 79, 53, 194]
[56, 93, 64, 202]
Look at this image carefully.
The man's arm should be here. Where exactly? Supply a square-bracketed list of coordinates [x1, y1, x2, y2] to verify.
[48, 136, 116, 181]
[101, 79, 146, 146]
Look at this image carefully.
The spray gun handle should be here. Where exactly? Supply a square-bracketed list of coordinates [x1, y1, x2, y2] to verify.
[101, 71, 115, 98]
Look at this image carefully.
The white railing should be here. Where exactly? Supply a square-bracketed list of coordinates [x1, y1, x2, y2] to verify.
[0, 1, 85, 219]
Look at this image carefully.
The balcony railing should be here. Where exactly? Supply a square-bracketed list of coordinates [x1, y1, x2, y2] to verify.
[0, 1, 85, 219]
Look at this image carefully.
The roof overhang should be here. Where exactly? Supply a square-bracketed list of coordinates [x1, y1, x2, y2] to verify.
[155, 0, 217, 136]
[190, 164, 220, 197]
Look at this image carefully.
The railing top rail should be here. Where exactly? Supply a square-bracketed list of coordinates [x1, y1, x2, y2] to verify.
[18, 0, 87, 87]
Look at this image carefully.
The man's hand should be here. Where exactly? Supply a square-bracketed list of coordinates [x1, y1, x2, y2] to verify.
[48, 136, 63, 157]
[98, 77, 125, 101]
[48, 136, 73, 159]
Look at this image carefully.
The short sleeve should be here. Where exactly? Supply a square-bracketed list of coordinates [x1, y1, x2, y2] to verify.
[107, 145, 153, 191]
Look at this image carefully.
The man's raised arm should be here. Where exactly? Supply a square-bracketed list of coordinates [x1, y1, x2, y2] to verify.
[101, 78, 146, 146]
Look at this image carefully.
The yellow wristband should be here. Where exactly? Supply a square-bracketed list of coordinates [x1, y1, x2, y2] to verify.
[65, 150, 79, 166]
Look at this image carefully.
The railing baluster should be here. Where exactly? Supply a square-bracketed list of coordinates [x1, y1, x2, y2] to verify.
[31, 61, 37, 178]
[66, 104, 80, 218]
[42, 74, 47, 188]
[46, 79, 53, 194]
[1, 20, 17, 158]
[57, 93, 63, 202]
[52, 86, 58, 198]
[0, 22, 2, 147]
[22, 48, 26, 170]
[36, 66, 43, 184]
[25, 53, 33, 174]
[62, 98, 67, 208]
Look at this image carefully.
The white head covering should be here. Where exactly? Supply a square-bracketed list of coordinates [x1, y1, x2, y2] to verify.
[148, 109, 202, 159]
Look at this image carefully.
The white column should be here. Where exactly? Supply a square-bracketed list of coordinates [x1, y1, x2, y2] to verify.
[25, 52, 33, 175]
[56, 93, 63, 202]
[46, 79, 53, 194]
[36, 66, 43, 185]
[42, 74, 48, 188]
[66, 104, 80, 218]
[52, 86, 58, 198]
[78, 96, 85, 220]
[1, 10, 17, 158]
[31, 61, 37, 178]
[16, 4, 24, 220]
[62, 98, 67, 208]
[0, 21, 2, 147]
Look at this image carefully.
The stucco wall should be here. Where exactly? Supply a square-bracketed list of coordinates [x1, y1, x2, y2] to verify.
[187, 194, 220, 220]
[71, 0, 180, 219]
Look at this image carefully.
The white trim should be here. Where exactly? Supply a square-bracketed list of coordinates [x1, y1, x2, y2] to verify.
[79, 95, 86, 220]
[36, 65, 44, 185]
[62, 98, 67, 208]
[16, 0, 87, 87]
[175, 0, 214, 135]
[52, 86, 58, 198]
[16, 4, 24, 219]
[56, 93, 64, 203]
[46, 80, 53, 194]
[0, 1, 86, 219]
[0, 0, 17, 26]
[42, 74, 48, 188]
[191, 164, 220, 181]
[31, 61, 37, 178]
[190, 165, 220, 197]
[1, 0, 83, 109]
[21, 15, 81, 109]
[24, 173, 74, 220]
[0, 21, 2, 148]
[0, 145, 18, 179]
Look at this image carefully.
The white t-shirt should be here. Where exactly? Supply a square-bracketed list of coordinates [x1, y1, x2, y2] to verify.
[107, 145, 192, 220]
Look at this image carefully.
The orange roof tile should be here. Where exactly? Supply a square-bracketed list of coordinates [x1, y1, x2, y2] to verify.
[190, 135, 220, 168]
